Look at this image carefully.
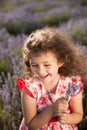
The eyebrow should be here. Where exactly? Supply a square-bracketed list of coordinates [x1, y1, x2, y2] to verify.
[30, 61, 51, 64]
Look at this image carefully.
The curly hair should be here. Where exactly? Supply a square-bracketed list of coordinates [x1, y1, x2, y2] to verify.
[22, 26, 87, 77]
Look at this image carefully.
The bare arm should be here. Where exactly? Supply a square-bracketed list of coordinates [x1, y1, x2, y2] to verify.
[59, 91, 83, 124]
[21, 91, 54, 130]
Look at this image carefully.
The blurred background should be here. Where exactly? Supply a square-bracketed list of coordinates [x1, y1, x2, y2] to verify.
[0, 0, 87, 129]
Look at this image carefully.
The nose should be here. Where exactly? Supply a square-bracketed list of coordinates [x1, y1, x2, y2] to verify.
[37, 66, 45, 75]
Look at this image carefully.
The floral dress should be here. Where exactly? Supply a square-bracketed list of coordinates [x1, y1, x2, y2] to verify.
[17, 75, 84, 130]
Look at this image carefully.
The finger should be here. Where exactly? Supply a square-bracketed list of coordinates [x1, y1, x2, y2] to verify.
[63, 109, 70, 114]
[59, 113, 69, 123]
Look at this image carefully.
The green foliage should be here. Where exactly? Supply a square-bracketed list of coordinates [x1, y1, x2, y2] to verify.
[0, 36, 5, 42]
[41, 13, 72, 26]
[82, 11, 87, 17]
[35, 0, 42, 2]
[70, 28, 87, 45]
[22, 23, 41, 35]
[0, 1, 17, 12]
[0, 52, 21, 75]
[0, 58, 9, 74]
[80, 0, 87, 6]
[3, 20, 42, 35]
[4, 21, 22, 35]
[0, 0, 29, 12]
[31, 6, 49, 12]
[17, 48, 22, 56]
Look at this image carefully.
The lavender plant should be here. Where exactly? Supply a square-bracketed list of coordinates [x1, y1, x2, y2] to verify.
[0, 29, 26, 129]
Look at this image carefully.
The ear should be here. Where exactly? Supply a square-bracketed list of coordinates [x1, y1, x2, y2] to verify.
[58, 62, 64, 68]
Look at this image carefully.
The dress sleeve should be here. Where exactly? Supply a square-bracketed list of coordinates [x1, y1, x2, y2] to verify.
[17, 77, 38, 98]
[70, 75, 84, 96]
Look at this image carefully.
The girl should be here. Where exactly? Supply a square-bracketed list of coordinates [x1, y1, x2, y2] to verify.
[17, 27, 86, 130]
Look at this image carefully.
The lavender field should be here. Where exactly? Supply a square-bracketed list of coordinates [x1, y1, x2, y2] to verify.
[0, 0, 87, 129]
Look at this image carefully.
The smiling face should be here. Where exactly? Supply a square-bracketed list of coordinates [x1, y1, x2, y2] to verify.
[29, 51, 63, 88]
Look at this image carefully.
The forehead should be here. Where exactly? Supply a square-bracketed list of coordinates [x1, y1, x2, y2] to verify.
[30, 51, 57, 62]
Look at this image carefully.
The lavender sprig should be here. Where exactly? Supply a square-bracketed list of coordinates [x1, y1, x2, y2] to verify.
[65, 82, 82, 100]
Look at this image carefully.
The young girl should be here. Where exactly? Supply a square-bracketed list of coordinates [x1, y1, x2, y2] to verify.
[17, 27, 86, 130]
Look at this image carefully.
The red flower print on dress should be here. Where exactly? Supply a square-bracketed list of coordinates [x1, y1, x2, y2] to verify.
[17, 78, 26, 91]
[39, 95, 49, 104]
[57, 84, 66, 95]
[38, 83, 42, 90]
[72, 77, 77, 83]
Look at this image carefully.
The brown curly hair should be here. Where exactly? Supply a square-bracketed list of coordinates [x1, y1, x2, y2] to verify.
[22, 27, 86, 77]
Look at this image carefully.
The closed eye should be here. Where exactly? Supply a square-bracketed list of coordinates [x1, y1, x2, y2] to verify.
[31, 64, 38, 68]
[44, 64, 51, 67]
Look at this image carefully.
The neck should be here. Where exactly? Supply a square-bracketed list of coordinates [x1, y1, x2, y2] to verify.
[46, 74, 60, 93]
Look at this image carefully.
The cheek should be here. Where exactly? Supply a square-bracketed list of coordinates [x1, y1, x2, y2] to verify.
[50, 66, 59, 74]
[30, 67, 36, 74]
[48, 67, 57, 73]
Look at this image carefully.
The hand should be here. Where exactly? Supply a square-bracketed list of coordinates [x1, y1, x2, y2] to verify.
[58, 113, 70, 124]
[52, 97, 69, 116]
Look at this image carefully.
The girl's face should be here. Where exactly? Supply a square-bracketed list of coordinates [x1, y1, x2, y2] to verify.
[29, 51, 63, 87]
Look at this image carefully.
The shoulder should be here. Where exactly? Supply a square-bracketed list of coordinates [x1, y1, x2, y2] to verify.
[60, 75, 84, 84]
[17, 77, 43, 98]
[60, 75, 84, 96]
